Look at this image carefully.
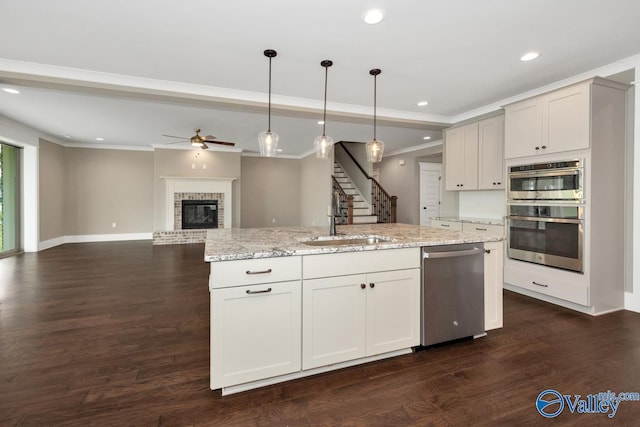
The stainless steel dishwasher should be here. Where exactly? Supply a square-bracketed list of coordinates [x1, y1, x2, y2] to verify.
[421, 243, 485, 346]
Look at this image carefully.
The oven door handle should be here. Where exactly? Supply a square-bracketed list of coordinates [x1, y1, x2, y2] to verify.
[508, 215, 583, 224]
[509, 169, 580, 179]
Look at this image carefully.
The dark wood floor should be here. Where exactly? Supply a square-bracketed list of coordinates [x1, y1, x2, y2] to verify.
[1, 241, 640, 426]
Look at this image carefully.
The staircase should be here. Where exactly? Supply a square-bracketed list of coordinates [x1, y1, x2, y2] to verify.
[333, 162, 379, 224]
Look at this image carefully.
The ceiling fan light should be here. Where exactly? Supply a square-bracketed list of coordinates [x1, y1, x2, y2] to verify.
[259, 131, 279, 157]
[314, 135, 334, 159]
[366, 139, 384, 163]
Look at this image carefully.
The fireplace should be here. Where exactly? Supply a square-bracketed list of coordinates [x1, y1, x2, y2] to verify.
[182, 200, 219, 229]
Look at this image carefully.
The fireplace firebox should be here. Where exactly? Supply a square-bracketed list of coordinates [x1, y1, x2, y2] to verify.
[181, 200, 218, 229]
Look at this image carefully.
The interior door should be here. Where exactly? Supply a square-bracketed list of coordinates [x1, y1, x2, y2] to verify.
[419, 162, 442, 226]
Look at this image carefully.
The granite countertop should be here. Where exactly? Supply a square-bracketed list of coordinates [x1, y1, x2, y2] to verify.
[432, 217, 505, 226]
[204, 223, 502, 262]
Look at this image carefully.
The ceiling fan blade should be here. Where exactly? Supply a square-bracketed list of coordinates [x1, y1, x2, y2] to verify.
[161, 134, 189, 140]
[163, 140, 187, 145]
[208, 140, 236, 147]
[203, 135, 217, 140]
[201, 143, 209, 150]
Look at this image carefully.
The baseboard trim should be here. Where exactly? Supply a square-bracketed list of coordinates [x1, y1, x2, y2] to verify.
[38, 233, 153, 251]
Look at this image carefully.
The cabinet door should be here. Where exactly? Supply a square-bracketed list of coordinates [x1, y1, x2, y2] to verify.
[366, 269, 421, 355]
[478, 116, 504, 189]
[210, 281, 301, 389]
[302, 274, 367, 370]
[444, 123, 478, 190]
[504, 98, 542, 159]
[543, 83, 590, 154]
[444, 127, 463, 191]
[483, 241, 504, 331]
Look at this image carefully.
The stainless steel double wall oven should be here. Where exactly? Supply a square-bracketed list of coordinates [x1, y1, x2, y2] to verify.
[507, 160, 585, 273]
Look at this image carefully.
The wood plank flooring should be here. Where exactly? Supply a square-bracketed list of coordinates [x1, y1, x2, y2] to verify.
[1, 241, 640, 426]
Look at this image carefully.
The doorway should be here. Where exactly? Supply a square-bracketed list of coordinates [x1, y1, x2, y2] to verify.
[419, 162, 442, 226]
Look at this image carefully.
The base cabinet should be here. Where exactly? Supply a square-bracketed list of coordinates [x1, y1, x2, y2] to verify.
[210, 280, 301, 389]
[302, 269, 420, 370]
[483, 241, 503, 330]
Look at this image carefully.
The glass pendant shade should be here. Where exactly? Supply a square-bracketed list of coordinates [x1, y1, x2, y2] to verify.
[366, 138, 384, 163]
[258, 130, 279, 157]
[314, 135, 334, 159]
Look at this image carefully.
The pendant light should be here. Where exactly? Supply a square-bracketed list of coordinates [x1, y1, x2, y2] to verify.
[314, 60, 334, 159]
[258, 49, 279, 157]
[366, 68, 385, 163]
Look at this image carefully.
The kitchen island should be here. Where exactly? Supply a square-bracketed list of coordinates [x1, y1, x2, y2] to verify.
[205, 223, 503, 395]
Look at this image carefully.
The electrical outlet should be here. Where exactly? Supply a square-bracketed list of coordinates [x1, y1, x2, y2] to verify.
[202, 164, 207, 169]
[272, 218, 276, 224]
[112, 222, 117, 228]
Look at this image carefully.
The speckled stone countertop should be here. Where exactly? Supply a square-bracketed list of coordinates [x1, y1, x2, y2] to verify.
[204, 223, 503, 262]
[432, 217, 505, 226]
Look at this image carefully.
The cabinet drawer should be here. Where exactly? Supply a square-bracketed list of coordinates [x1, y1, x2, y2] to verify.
[462, 223, 504, 237]
[303, 248, 420, 279]
[430, 220, 462, 231]
[209, 256, 302, 289]
[504, 259, 588, 305]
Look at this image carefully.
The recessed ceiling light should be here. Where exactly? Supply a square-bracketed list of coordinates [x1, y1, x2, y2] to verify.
[423, 136, 432, 140]
[520, 52, 540, 62]
[363, 9, 384, 24]
[276, 148, 283, 152]
[317, 120, 325, 125]
[64, 135, 72, 139]
[95, 137, 104, 141]
[1, 87, 21, 94]
[417, 101, 429, 107]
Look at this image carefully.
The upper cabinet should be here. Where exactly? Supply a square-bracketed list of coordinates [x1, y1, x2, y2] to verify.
[444, 115, 504, 191]
[504, 81, 591, 159]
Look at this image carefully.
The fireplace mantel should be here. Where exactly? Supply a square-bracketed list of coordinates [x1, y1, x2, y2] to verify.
[161, 177, 235, 230]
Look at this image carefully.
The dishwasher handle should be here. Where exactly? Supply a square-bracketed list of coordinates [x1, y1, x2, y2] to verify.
[422, 247, 484, 259]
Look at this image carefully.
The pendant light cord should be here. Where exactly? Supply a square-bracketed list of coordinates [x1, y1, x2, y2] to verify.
[322, 65, 328, 137]
[268, 56, 272, 133]
[373, 73, 377, 141]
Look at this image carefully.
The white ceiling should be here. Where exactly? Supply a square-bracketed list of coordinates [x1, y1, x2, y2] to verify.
[0, 0, 639, 156]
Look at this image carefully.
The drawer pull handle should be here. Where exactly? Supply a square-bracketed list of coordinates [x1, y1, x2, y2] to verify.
[532, 281, 549, 288]
[246, 287, 272, 294]
[245, 268, 273, 275]
[360, 283, 366, 289]
[475, 228, 487, 231]
[369, 283, 375, 288]
[441, 224, 450, 227]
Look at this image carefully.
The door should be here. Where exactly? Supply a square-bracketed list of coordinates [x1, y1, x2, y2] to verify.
[366, 269, 420, 355]
[0, 143, 20, 255]
[419, 162, 442, 226]
[302, 274, 367, 369]
[210, 281, 302, 389]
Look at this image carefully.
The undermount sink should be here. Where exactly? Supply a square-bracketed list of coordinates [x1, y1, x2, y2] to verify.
[301, 235, 393, 246]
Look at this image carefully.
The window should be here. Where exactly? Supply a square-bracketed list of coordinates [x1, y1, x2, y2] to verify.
[0, 143, 20, 255]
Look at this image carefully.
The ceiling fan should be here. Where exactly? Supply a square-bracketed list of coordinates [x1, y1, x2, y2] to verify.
[162, 128, 236, 149]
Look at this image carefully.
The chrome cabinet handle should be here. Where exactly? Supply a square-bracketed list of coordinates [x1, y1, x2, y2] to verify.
[246, 287, 272, 294]
[245, 268, 272, 275]
[532, 281, 549, 288]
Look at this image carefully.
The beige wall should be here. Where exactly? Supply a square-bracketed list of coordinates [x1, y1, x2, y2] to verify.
[38, 139, 66, 241]
[379, 145, 456, 225]
[153, 148, 241, 229]
[300, 152, 332, 227]
[64, 148, 154, 235]
[240, 156, 301, 228]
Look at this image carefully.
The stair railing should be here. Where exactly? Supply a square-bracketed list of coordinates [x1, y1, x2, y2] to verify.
[331, 176, 354, 225]
[335, 141, 397, 223]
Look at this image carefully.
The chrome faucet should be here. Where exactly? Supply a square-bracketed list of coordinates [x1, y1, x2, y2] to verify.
[330, 191, 340, 236]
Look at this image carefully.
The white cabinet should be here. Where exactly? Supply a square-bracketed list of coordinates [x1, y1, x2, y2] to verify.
[483, 241, 504, 330]
[210, 280, 301, 389]
[302, 269, 420, 370]
[505, 81, 590, 159]
[444, 123, 478, 190]
[444, 115, 504, 191]
[478, 115, 505, 189]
